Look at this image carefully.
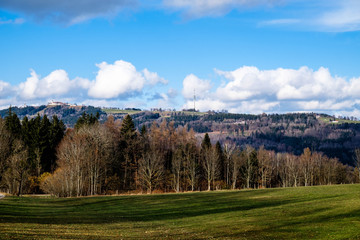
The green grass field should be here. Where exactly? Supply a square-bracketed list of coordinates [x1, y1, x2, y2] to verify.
[1, 185, 360, 239]
[318, 116, 360, 124]
[102, 109, 143, 115]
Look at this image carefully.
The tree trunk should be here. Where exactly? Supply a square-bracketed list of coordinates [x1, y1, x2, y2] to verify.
[17, 172, 23, 196]
[176, 172, 180, 193]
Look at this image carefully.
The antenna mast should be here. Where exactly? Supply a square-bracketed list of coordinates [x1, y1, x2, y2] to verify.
[193, 89, 196, 111]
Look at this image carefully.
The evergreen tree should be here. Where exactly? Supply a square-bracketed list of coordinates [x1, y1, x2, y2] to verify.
[21, 116, 32, 147]
[20, 114, 65, 176]
[140, 125, 147, 137]
[0, 117, 12, 185]
[139, 125, 150, 153]
[119, 115, 138, 190]
[120, 115, 136, 139]
[49, 116, 65, 171]
[74, 112, 99, 130]
[5, 107, 21, 138]
[39, 115, 52, 173]
[201, 133, 211, 150]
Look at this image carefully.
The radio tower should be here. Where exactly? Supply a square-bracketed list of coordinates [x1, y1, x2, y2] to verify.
[193, 89, 196, 112]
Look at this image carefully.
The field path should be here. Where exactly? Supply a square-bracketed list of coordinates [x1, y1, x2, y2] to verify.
[0, 193, 4, 199]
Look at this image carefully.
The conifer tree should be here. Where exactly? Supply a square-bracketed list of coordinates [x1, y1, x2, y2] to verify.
[5, 107, 21, 138]
[74, 112, 98, 130]
[201, 133, 211, 150]
[119, 115, 138, 190]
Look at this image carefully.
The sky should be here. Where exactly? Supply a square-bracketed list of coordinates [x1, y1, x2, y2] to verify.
[1, 0, 360, 117]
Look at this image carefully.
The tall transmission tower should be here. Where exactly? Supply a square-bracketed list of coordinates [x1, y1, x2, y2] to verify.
[193, 89, 196, 111]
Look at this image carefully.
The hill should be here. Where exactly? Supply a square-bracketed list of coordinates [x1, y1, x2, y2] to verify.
[105, 109, 360, 165]
[1, 184, 360, 239]
[0, 104, 105, 127]
[1, 105, 360, 164]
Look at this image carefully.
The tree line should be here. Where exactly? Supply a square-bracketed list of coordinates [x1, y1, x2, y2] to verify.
[0, 108, 65, 195]
[0, 110, 358, 197]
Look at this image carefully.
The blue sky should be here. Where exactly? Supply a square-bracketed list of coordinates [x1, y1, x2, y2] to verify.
[1, 0, 360, 117]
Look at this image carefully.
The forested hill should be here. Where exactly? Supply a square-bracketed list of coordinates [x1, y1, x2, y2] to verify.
[0, 105, 105, 127]
[1, 105, 360, 165]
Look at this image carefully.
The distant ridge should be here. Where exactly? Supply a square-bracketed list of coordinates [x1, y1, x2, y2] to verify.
[1, 104, 360, 165]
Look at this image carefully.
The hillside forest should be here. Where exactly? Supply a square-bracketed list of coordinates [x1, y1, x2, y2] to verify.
[1, 107, 360, 197]
[2, 105, 360, 165]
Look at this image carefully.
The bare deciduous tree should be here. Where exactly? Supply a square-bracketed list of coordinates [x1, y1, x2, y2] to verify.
[354, 148, 360, 182]
[202, 146, 219, 191]
[285, 153, 300, 187]
[3, 139, 28, 196]
[184, 141, 198, 191]
[172, 147, 183, 193]
[300, 148, 313, 186]
[138, 149, 164, 194]
[230, 150, 242, 189]
[243, 145, 257, 189]
[258, 146, 274, 188]
[42, 124, 113, 197]
[223, 141, 236, 187]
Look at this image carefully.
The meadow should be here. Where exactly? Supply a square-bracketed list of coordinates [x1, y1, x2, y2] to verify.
[1, 184, 360, 239]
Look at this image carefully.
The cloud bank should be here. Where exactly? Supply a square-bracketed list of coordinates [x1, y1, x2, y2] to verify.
[182, 66, 360, 116]
[2, 62, 360, 118]
[0, 60, 168, 109]
[88, 61, 145, 99]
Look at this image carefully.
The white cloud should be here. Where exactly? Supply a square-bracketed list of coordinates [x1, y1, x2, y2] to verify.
[343, 77, 360, 97]
[182, 66, 360, 116]
[88, 60, 146, 99]
[338, 108, 360, 119]
[297, 100, 355, 111]
[0, 80, 14, 98]
[259, 0, 360, 32]
[143, 68, 168, 85]
[79, 99, 120, 108]
[5, 62, 360, 118]
[37, 69, 73, 97]
[215, 66, 348, 101]
[167, 88, 178, 98]
[19, 70, 39, 100]
[74, 77, 93, 89]
[18, 69, 77, 100]
[0, 98, 15, 110]
[182, 74, 212, 99]
[184, 98, 226, 111]
[317, 0, 360, 32]
[164, 0, 280, 18]
[0, 60, 167, 110]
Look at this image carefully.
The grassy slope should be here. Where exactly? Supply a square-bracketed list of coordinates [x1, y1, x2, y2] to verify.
[1, 185, 360, 239]
[101, 109, 142, 115]
[318, 116, 360, 124]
